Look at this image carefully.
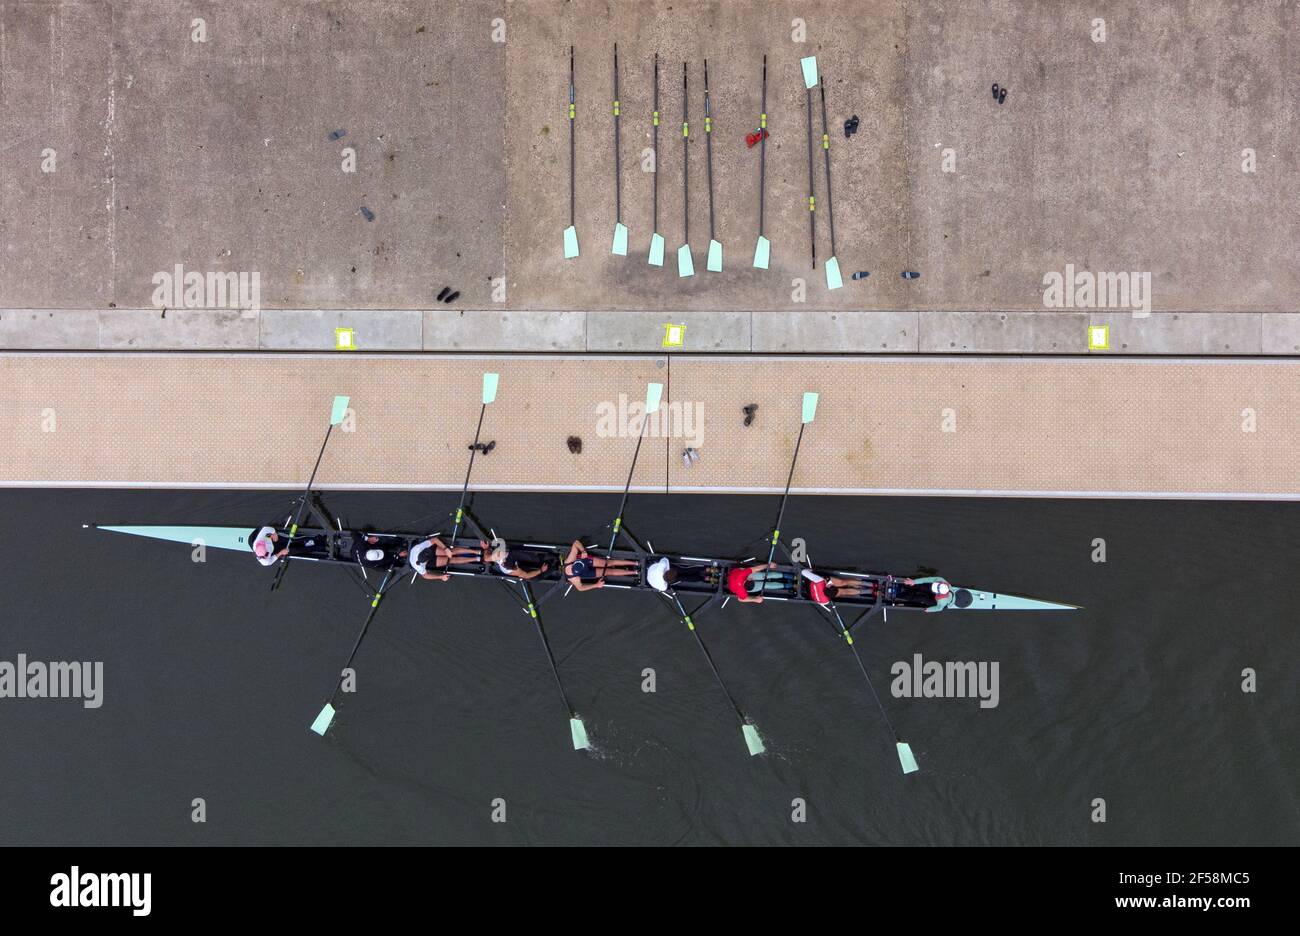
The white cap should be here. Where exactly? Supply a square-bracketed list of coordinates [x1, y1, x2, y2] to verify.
[931, 581, 951, 596]
[365, 548, 385, 562]
[646, 557, 670, 591]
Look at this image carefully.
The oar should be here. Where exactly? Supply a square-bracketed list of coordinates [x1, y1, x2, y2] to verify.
[271, 394, 350, 591]
[801, 56, 818, 270]
[764, 391, 819, 570]
[519, 580, 590, 750]
[704, 59, 722, 272]
[448, 372, 500, 545]
[606, 382, 663, 555]
[610, 43, 628, 255]
[752, 54, 770, 269]
[647, 52, 665, 266]
[677, 62, 694, 277]
[310, 566, 397, 736]
[819, 78, 842, 289]
[665, 590, 764, 755]
[818, 597, 918, 774]
[563, 46, 580, 259]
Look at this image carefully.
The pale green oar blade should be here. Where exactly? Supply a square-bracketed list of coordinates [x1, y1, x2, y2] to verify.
[570, 716, 591, 750]
[742, 723, 765, 756]
[563, 225, 580, 259]
[825, 256, 843, 290]
[801, 391, 819, 423]
[481, 372, 499, 404]
[330, 395, 350, 425]
[611, 222, 629, 255]
[310, 703, 336, 736]
[645, 381, 664, 413]
[648, 232, 665, 266]
[707, 239, 723, 272]
[800, 55, 819, 89]
[677, 244, 694, 277]
[752, 235, 770, 269]
[897, 741, 919, 774]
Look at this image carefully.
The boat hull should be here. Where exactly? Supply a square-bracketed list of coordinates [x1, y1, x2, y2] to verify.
[90, 524, 1079, 612]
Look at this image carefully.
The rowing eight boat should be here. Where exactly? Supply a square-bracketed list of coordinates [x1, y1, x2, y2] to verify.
[84, 377, 1079, 773]
[89, 522, 1080, 614]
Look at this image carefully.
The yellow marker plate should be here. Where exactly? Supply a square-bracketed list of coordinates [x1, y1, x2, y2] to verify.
[1088, 324, 1110, 350]
[335, 327, 356, 350]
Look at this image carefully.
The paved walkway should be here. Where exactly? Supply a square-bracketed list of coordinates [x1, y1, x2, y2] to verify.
[2, 353, 1296, 498]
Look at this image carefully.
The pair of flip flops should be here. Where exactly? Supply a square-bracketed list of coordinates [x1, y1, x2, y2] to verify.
[843, 115, 860, 138]
[992, 83, 1008, 104]
[436, 287, 460, 303]
[745, 128, 769, 148]
[468, 440, 495, 455]
[743, 403, 758, 427]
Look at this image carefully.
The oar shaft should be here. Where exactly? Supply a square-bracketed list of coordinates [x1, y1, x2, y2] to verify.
[704, 59, 715, 240]
[326, 568, 393, 706]
[765, 421, 807, 567]
[652, 52, 659, 231]
[613, 43, 621, 221]
[682, 62, 689, 243]
[606, 420, 647, 554]
[819, 81, 836, 255]
[569, 46, 576, 227]
[757, 55, 767, 236]
[670, 592, 746, 725]
[825, 601, 902, 744]
[521, 581, 574, 715]
[450, 401, 488, 543]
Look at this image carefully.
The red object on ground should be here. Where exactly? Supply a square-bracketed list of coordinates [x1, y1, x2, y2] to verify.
[745, 128, 769, 148]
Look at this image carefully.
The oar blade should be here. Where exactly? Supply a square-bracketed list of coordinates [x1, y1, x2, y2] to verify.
[896, 741, 919, 774]
[645, 381, 664, 414]
[481, 372, 500, 404]
[752, 235, 770, 269]
[330, 396, 350, 425]
[563, 225, 580, 259]
[677, 244, 695, 277]
[825, 255, 843, 290]
[612, 222, 629, 255]
[570, 716, 591, 751]
[801, 391, 819, 424]
[648, 232, 665, 266]
[800, 56, 819, 89]
[742, 723, 766, 756]
[707, 239, 723, 272]
[310, 702, 336, 736]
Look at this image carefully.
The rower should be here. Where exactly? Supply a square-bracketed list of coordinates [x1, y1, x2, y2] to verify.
[408, 535, 481, 581]
[800, 569, 874, 604]
[725, 561, 795, 604]
[252, 525, 289, 567]
[645, 556, 714, 592]
[913, 576, 955, 612]
[487, 542, 550, 580]
[350, 533, 406, 570]
[563, 540, 639, 592]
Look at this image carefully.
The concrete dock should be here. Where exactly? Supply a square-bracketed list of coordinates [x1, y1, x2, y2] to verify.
[2, 352, 1295, 498]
